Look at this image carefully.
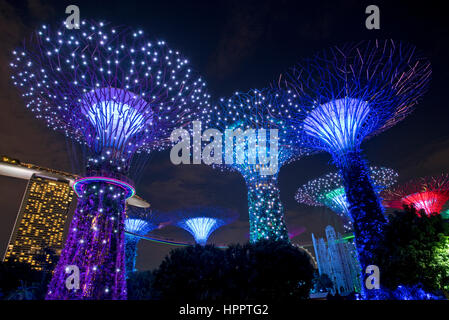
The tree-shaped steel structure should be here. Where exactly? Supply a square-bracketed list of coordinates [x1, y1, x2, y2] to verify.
[296, 166, 398, 231]
[382, 174, 449, 217]
[280, 40, 431, 296]
[203, 88, 310, 242]
[172, 207, 238, 246]
[10, 20, 210, 299]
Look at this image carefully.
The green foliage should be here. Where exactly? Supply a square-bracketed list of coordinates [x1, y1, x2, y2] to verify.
[151, 240, 315, 301]
[376, 206, 449, 293]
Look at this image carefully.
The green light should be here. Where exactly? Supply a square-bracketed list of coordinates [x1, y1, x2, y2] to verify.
[325, 187, 345, 201]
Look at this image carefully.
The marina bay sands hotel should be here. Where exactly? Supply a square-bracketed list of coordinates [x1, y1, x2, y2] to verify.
[0, 155, 149, 271]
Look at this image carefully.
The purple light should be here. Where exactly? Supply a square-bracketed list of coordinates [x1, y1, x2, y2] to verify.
[73, 176, 135, 199]
[81, 88, 150, 152]
[282, 40, 431, 298]
[10, 19, 210, 300]
[303, 98, 371, 152]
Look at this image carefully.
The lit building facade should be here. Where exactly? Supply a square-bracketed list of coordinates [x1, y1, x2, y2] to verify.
[3, 174, 74, 271]
[1, 155, 149, 272]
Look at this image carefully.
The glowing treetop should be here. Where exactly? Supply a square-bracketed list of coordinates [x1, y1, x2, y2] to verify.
[441, 209, 449, 220]
[10, 20, 210, 176]
[173, 207, 238, 246]
[125, 206, 169, 236]
[124, 206, 169, 275]
[296, 167, 398, 230]
[205, 88, 309, 178]
[202, 88, 309, 243]
[281, 41, 430, 294]
[382, 174, 449, 217]
[282, 40, 431, 160]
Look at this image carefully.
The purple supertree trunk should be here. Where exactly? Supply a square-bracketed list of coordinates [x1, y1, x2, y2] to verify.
[46, 181, 127, 300]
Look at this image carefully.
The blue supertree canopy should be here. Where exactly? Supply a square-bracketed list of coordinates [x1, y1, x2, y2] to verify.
[173, 207, 238, 246]
[125, 218, 153, 235]
[125, 206, 169, 235]
[199, 88, 309, 242]
[10, 20, 210, 174]
[203, 88, 310, 178]
[296, 166, 398, 229]
[280, 40, 431, 158]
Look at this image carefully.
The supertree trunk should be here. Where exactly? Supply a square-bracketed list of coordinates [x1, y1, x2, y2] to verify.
[125, 235, 139, 276]
[46, 180, 127, 300]
[246, 175, 289, 243]
[336, 151, 386, 298]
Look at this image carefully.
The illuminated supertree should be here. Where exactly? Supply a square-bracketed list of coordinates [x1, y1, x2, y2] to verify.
[10, 20, 209, 299]
[124, 207, 169, 276]
[172, 207, 238, 246]
[382, 174, 449, 217]
[296, 167, 398, 231]
[280, 40, 431, 288]
[203, 88, 309, 242]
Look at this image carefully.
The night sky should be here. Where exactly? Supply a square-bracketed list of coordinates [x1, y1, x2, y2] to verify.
[0, 0, 448, 270]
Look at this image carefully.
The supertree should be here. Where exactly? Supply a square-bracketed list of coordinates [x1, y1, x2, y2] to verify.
[124, 206, 169, 276]
[203, 88, 310, 242]
[280, 40, 431, 291]
[10, 20, 209, 299]
[172, 207, 238, 246]
[296, 167, 398, 231]
[382, 174, 449, 217]
[442, 209, 449, 220]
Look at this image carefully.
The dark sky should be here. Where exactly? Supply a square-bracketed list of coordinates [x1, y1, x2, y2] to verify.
[0, 0, 448, 270]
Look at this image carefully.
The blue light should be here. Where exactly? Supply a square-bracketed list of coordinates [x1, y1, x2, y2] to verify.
[326, 187, 350, 217]
[303, 98, 371, 153]
[81, 88, 149, 153]
[124, 218, 154, 235]
[178, 217, 221, 246]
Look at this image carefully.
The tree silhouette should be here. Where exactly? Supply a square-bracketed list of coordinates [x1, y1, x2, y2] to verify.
[151, 240, 315, 301]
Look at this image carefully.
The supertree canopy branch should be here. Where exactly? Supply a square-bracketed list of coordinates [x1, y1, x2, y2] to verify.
[296, 166, 398, 232]
[11, 20, 210, 177]
[124, 207, 169, 275]
[172, 207, 238, 246]
[382, 174, 449, 217]
[281, 40, 431, 298]
[203, 88, 310, 243]
[11, 20, 210, 300]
